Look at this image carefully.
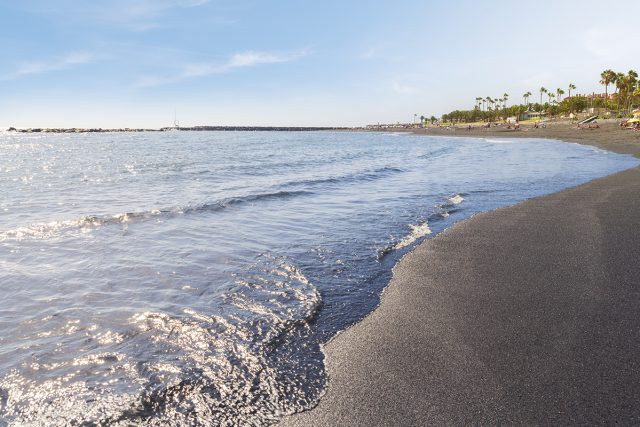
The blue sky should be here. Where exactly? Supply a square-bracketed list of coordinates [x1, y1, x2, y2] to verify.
[1, 0, 638, 128]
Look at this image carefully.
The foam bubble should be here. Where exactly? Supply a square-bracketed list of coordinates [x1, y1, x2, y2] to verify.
[393, 222, 432, 251]
[448, 194, 464, 205]
[484, 138, 514, 144]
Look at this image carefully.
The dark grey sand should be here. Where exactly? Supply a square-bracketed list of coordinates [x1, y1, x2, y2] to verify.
[280, 123, 640, 425]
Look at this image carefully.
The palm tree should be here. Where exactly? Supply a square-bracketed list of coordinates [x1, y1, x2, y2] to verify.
[556, 88, 565, 102]
[549, 93, 556, 105]
[487, 97, 495, 121]
[617, 70, 639, 113]
[627, 70, 638, 104]
[540, 87, 547, 106]
[568, 83, 576, 98]
[614, 72, 624, 112]
[503, 93, 509, 109]
[523, 91, 532, 107]
[600, 69, 616, 98]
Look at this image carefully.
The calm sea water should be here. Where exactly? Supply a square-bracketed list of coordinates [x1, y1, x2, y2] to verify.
[0, 131, 637, 425]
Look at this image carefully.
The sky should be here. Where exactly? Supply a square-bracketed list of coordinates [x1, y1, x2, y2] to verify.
[0, 0, 638, 128]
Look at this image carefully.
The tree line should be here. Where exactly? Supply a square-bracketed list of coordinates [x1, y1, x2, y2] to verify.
[432, 69, 639, 124]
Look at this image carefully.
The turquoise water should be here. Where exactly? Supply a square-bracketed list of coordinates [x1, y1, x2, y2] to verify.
[0, 131, 637, 425]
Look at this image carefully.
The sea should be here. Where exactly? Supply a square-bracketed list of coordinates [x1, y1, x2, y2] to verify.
[0, 130, 637, 426]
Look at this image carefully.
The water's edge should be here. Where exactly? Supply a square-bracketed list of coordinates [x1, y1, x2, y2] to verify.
[279, 135, 640, 423]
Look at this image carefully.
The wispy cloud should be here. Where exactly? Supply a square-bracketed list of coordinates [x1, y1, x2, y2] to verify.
[2, 51, 96, 80]
[135, 48, 311, 87]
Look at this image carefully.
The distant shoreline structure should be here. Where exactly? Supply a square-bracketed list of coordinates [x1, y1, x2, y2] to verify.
[5, 126, 349, 133]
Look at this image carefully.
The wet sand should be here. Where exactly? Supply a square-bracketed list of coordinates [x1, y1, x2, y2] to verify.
[280, 122, 640, 425]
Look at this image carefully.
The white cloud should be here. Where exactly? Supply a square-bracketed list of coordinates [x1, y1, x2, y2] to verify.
[135, 48, 311, 87]
[3, 51, 96, 80]
[227, 51, 296, 68]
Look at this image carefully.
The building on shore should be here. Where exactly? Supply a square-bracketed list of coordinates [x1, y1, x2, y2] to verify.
[519, 110, 546, 121]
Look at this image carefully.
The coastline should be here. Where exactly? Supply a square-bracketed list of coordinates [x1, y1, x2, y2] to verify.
[279, 123, 640, 425]
[410, 120, 640, 157]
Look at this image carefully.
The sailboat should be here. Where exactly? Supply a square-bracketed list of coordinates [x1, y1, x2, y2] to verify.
[162, 111, 182, 132]
[173, 111, 180, 130]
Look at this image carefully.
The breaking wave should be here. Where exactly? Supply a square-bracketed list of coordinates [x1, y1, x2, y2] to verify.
[378, 194, 466, 259]
[280, 166, 405, 189]
[378, 221, 432, 259]
[0, 190, 313, 241]
[392, 222, 432, 251]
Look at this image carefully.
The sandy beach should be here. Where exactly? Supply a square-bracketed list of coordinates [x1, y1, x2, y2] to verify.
[280, 122, 640, 425]
[412, 120, 640, 156]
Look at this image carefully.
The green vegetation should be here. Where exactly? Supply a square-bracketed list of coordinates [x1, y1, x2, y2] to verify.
[432, 69, 639, 125]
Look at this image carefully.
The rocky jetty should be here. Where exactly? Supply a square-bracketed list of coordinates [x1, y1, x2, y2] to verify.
[7, 126, 346, 133]
[160, 126, 343, 132]
[10, 127, 159, 133]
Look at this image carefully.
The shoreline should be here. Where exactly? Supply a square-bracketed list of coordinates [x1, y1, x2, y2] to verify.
[409, 120, 640, 157]
[279, 123, 640, 425]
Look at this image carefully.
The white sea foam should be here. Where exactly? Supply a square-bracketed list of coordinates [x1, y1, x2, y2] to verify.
[393, 222, 432, 251]
[448, 194, 464, 205]
[0, 215, 121, 241]
[484, 138, 514, 144]
[0, 209, 166, 241]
